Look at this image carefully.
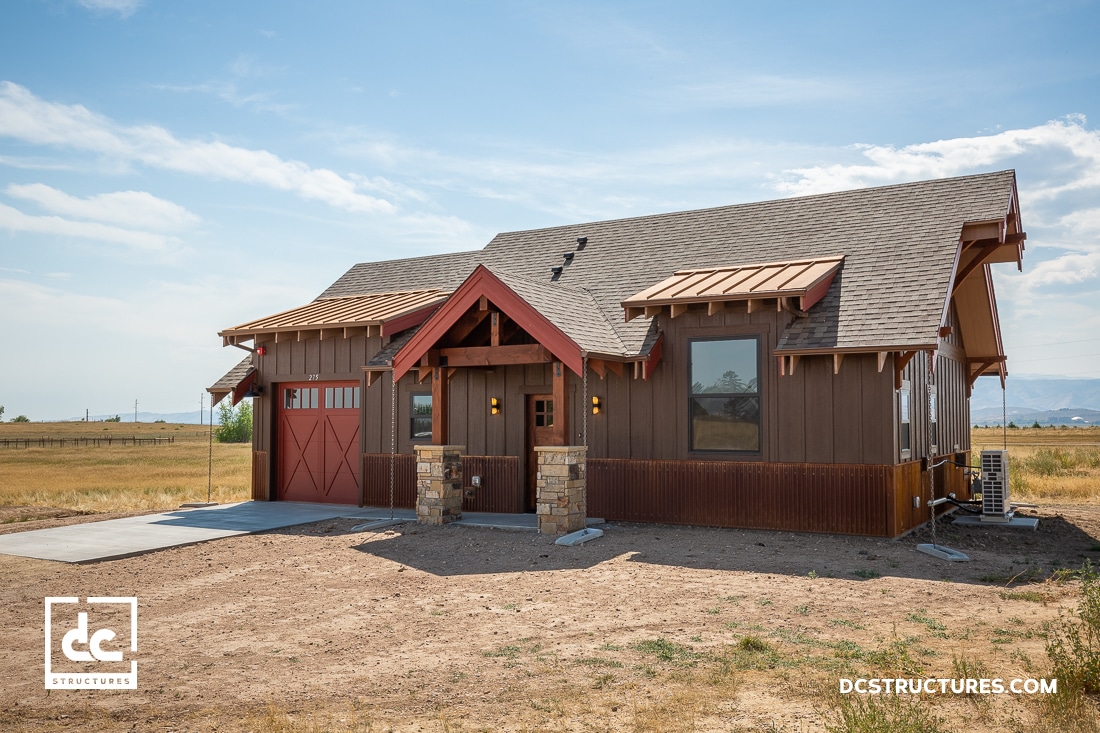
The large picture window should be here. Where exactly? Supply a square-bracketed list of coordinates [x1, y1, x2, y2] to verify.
[689, 337, 761, 452]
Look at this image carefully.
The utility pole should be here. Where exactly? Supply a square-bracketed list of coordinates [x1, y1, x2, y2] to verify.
[200, 393, 204, 425]
[134, 399, 138, 424]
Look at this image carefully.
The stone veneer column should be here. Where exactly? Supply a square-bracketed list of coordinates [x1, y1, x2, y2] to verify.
[534, 446, 587, 535]
[414, 445, 464, 525]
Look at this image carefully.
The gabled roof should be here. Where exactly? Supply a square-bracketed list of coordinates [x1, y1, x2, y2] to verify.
[391, 265, 597, 379]
[223, 171, 1023, 373]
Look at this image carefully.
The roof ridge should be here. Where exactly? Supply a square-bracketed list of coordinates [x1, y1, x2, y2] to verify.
[484, 170, 1017, 241]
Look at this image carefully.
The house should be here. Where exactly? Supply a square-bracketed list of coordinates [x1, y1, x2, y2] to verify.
[209, 170, 1026, 537]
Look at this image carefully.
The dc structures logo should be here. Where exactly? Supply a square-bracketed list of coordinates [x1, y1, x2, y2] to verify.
[45, 597, 137, 689]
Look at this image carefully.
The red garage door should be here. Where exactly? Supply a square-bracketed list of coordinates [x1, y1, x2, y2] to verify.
[278, 382, 360, 504]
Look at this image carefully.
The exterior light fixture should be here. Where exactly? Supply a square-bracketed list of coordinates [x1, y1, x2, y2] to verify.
[243, 384, 264, 398]
[491, 397, 502, 415]
[591, 396, 601, 414]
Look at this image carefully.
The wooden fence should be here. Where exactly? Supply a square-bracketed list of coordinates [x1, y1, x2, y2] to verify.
[0, 436, 176, 448]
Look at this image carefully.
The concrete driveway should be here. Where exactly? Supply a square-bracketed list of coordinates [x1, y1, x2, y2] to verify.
[0, 502, 397, 563]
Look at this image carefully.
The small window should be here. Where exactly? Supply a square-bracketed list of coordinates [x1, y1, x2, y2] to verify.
[534, 399, 554, 428]
[688, 337, 760, 452]
[899, 381, 911, 455]
[929, 384, 938, 453]
[410, 394, 433, 441]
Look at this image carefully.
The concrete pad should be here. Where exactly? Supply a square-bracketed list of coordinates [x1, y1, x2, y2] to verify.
[555, 527, 604, 546]
[0, 503, 607, 563]
[0, 502, 379, 564]
[350, 519, 409, 532]
[951, 515, 1040, 530]
[916, 543, 970, 562]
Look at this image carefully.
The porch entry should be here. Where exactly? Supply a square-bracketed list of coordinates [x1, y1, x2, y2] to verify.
[525, 393, 555, 511]
[277, 381, 361, 504]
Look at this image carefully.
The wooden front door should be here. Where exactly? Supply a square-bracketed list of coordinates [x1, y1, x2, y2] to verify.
[278, 382, 360, 504]
[525, 394, 556, 511]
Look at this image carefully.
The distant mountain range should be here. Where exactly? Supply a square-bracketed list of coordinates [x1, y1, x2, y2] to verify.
[971, 377, 1100, 426]
[69, 411, 208, 424]
[52, 377, 1100, 427]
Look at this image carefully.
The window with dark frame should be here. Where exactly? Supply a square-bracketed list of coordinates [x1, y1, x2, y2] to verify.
[410, 394, 433, 441]
[688, 337, 761, 452]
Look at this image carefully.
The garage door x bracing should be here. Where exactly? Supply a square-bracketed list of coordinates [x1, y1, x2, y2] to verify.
[278, 382, 360, 504]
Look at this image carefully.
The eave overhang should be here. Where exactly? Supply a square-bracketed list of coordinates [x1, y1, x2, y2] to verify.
[218, 290, 449, 346]
[945, 176, 1026, 388]
[207, 359, 256, 406]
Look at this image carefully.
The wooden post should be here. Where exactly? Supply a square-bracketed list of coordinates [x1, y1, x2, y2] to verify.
[551, 360, 570, 446]
[431, 366, 449, 444]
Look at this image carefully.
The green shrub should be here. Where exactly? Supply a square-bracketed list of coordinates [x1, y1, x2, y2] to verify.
[214, 401, 253, 443]
[825, 693, 950, 733]
[1046, 563, 1100, 695]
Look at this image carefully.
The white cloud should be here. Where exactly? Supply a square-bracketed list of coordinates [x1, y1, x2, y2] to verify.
[1023, 253, 1100, 287]
[5, 183, 200, 231]
[772, 115, 1100, 197]
[0, 81, 394, 214]
[0, 202, 172, 250]
[76, 0, 143, 17]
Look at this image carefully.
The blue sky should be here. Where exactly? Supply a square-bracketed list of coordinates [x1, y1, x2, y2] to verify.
[2, 0, 1099, 420]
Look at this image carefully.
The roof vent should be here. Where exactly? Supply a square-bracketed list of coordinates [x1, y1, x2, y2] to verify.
[576, 237, 587, 248]
[550, 266, 563, 275]
[562, 252, 575, 261]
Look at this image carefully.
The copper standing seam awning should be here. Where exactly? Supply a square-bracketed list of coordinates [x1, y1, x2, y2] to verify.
[621, 256, 844, 321]
[218, 289, 451, 346]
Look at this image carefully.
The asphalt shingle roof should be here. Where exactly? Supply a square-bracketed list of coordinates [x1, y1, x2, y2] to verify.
[208, 357, 254, 392]
[317, 171, 1018, 355]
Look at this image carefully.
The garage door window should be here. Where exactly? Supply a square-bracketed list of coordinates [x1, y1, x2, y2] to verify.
[324, 386, 360, 409]
[284, 387, 318, 410]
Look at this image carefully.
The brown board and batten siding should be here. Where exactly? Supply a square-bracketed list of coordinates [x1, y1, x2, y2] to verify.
[578, 302, 896, 466]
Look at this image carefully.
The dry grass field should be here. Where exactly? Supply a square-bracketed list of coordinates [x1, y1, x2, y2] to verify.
[0, 425, 1098, 732]
[973, 427, 1100, 503]
[0, 421, 251, 516]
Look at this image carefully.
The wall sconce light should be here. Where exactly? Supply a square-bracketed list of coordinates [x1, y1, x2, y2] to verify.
[243, 384, 264, 398]
[491, 397, 502, 415]
[591, 396, 602, 414]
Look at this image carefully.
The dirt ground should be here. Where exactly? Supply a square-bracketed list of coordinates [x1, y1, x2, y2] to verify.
[2, 504, 1099, 732]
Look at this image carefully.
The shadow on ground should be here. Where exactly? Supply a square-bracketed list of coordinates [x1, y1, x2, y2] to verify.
[331, 506, 1100, 585]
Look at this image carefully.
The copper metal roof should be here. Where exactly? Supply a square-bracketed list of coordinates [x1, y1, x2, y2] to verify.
[621, 256, 844, 321]
[219, 289, 449, 342]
